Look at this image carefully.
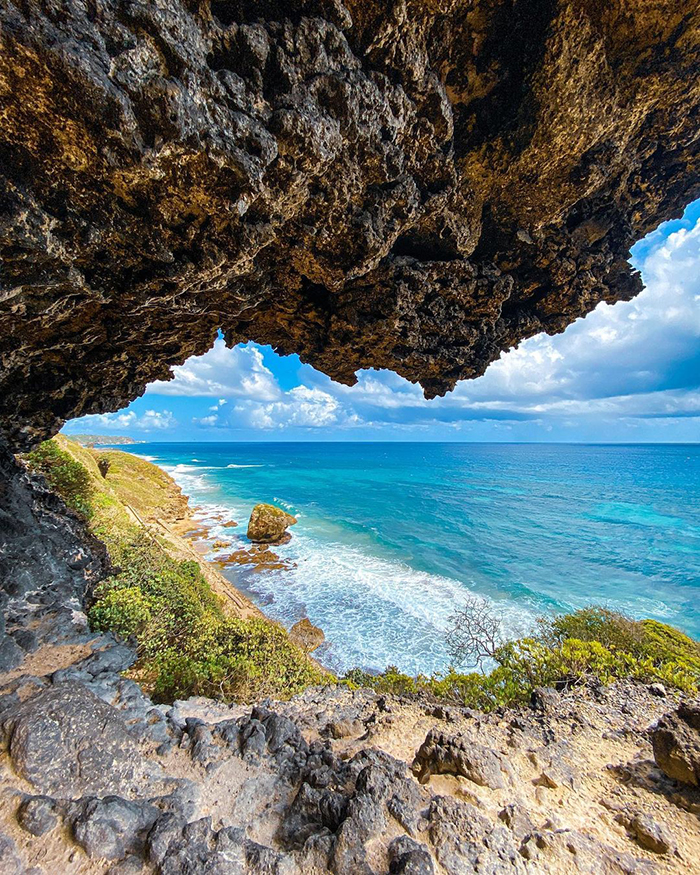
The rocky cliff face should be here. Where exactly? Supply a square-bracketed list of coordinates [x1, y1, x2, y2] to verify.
[0, 444, 107, 673]
[1, 0, 699, 447]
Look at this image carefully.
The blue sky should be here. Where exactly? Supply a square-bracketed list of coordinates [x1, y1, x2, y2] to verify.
[66, 200, 700, 443]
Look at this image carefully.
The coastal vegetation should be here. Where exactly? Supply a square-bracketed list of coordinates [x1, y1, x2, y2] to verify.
[90, 534, 326, 702]
[23, 437, 700, 712]
[25, 437, 95, 519]
[344, 606, 700, 710]
[24, 437, 325, 703]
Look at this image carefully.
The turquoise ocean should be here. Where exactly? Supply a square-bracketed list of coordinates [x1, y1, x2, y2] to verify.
[123, 443, 700, 675]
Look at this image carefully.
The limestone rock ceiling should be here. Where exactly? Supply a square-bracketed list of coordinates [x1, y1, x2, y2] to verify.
[0, 0, 698, 448]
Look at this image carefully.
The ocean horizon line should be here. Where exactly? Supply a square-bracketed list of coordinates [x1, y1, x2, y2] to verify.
[84, 437, 700, 447]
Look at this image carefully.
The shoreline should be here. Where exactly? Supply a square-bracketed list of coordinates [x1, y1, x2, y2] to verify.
[141, 456, 319, 642]
[60, 437, 268, 624]
[145, 504, 265, 622]
[140, 457, 335, 670]
[69, 438, 331, 670]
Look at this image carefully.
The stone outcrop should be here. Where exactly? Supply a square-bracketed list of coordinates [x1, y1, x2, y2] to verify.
[247, 503, 297, 544]
[411, 728, 509, 788]
[0, 444, 107, 672]
[652, 700, 700, 786]
[290, 618, 325, 653]
[1, 0, 699, 448]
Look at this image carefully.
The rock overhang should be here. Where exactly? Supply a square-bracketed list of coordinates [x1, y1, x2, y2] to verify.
[0, 0, 698, 448]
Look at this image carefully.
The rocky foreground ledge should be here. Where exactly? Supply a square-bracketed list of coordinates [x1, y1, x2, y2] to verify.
[1, 603, 700, 874]
[1, 445, 700, 873]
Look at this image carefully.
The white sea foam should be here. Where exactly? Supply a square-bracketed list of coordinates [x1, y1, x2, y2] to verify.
[161, 463, 220, 498]
[237, 531, 536, 676]
[161, 453, 536, 675]
[273, 497, 299, 514]
[226, 463, 264, 468]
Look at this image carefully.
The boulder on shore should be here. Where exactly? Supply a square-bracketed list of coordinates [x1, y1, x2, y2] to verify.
[247, 504, 297, 544]
[290, 619, 325, 653]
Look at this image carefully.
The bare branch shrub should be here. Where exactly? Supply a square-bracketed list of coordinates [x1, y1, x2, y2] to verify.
[445, 595, 504, 670]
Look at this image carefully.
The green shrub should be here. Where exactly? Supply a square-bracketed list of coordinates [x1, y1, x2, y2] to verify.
[343, 666, 418, 696]
[24, 440, 94, 518]
[538, 606, 643, 653]
[95, 533, 223, 651]
[343, 607, 700, 711]
[89, 587, 157, 639]
[641, 619, 700, 673]
[89, 531, 326, 703]
[152, 617, 328, 703]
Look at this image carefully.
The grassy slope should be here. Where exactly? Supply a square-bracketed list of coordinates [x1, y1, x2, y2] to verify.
[57, 437, 261, 616]
[57, 435, 184, 521]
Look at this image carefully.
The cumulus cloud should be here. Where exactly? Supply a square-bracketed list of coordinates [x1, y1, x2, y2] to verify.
[148, 338, 281, 401]
[233, 385, 354, 430]
[448, 217, 700, 415]
[68, 409, 176, 432]
[195, 414, 219, 427]
[304, 215, 700, 427]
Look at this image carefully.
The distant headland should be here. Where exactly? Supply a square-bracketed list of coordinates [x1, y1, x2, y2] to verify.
[64, 433, 140, 447]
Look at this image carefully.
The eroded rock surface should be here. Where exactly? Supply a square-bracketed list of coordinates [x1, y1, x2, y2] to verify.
[652, 700, 700, 787]
[247, 503, 297, 544]
[411, 728, 509, 788]
[1, 0, 699, 447]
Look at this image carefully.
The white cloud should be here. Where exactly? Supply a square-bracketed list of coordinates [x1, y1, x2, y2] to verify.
[233, 385, 348, 430]
[76, 209, 699, 439]
[70, 408, 176, 432]
[323, 215, 700, 424]
[195, 414, 219, 427]
[148, 338, 281, 401]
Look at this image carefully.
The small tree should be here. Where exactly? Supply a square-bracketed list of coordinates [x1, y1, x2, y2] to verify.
[445, 595, 504, 670]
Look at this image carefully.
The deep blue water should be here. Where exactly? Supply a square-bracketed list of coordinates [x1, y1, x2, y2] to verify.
[123, 443, 700, 674]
